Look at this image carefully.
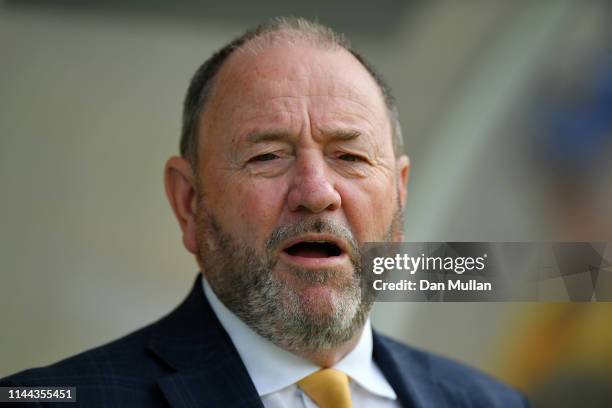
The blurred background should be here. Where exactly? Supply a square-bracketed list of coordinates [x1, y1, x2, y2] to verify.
[1, 0, 611, 406]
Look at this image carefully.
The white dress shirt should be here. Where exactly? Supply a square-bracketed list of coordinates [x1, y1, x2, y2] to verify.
[203, 279, 401, 408]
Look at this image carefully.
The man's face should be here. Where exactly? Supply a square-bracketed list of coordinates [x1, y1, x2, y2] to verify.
[191, 41, 409, 351]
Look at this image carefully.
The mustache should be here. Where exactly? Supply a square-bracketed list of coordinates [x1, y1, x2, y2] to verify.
[265, 218, 360, 262]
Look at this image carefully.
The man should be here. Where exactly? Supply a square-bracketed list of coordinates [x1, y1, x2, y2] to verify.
[1, 18, 528, 407]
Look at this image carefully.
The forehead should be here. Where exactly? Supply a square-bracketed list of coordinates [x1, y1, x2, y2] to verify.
[200, 40, 390, 140]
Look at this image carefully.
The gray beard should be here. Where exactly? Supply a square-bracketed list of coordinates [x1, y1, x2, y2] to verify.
[196, 201, 402, 354]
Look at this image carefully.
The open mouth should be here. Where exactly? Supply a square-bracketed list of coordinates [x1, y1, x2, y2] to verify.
[283, 241, 342, 258]
[279, 234, 349, 268]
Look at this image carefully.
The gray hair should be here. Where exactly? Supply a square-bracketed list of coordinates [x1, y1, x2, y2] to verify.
[180, 17, 403, 168]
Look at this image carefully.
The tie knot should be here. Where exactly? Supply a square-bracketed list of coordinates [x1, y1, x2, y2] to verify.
[297, 368, 352, 408]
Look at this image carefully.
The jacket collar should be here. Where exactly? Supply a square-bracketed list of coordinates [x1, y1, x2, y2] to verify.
[148, 273, 429, 408]
[372, 331, 473, 407]
[148, 274, 264, 408]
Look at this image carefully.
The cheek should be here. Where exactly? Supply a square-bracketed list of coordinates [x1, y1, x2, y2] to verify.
[338, 179, 397, 241]
[213, 177, 287, 245]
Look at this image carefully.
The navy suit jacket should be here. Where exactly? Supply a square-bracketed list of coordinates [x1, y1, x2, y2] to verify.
[1, 275, 528, 407]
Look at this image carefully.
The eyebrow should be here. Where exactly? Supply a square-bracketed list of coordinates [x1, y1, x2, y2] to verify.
[245, 129, 362, 144]
[246, 131, 292, 144]
[321, 129, 362, 141]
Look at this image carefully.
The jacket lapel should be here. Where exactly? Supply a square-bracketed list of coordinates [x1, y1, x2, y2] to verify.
[373, 331, 440, 408]
[149, 274, 451, 407]
[373, 331, 475, 407]
[148, 274, 264, 408]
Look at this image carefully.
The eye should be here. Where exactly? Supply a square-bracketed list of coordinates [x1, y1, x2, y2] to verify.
[338, 153, 364, 162]
[250, 153, 279, 162]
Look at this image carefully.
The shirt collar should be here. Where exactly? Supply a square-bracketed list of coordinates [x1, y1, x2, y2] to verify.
[203, 277, 396, 400]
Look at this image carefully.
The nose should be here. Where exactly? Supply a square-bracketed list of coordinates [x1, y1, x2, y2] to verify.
[287, 152, 341, 214]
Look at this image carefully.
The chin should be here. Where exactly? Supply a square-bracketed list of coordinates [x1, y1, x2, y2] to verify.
[293, 285, 358, 321]
[296, 285, 340, 311]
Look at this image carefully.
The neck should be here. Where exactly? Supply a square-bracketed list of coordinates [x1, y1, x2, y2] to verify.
[294, 325, 365, 367]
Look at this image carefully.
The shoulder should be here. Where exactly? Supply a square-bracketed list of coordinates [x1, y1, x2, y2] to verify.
[375, 333, 530, 407]
[0, 322, 168, 407]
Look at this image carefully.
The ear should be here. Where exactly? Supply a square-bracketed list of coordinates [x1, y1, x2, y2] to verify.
[396, 154, 410, 209]
[164, 156, 198, 255]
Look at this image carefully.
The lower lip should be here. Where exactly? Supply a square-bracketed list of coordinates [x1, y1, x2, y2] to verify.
[279, 251, 350, 269]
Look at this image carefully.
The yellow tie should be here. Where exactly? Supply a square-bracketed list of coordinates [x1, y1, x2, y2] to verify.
[297, 368, 352, 408]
